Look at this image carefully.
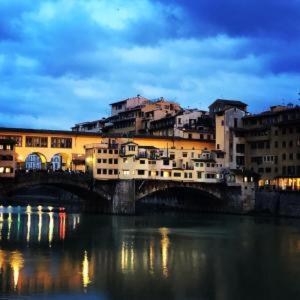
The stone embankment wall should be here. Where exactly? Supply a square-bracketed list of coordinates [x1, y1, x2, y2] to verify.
[255, 190, 300, 217]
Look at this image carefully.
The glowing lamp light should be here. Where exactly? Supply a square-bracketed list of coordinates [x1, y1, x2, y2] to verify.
[48, 206, 53, 212]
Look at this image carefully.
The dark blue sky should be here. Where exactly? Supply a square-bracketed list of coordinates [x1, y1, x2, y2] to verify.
[0, 0, 300, 129]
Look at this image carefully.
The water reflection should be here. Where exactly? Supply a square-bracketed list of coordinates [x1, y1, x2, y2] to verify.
[82, 251, 91, 289]
[0, 207, 300, 299]
[159, 227, 170, 278]
[10, 251, 24, 290]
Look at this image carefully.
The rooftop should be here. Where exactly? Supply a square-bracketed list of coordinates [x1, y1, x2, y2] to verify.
[209, 99, 247, 108]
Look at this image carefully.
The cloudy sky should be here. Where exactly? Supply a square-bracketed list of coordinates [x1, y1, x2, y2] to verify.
[1, 0, 300, 129]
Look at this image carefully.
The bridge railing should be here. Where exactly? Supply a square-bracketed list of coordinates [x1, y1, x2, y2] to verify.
[14, 170, 93, 183]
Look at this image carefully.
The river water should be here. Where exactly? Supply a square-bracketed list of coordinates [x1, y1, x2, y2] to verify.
[0, 205, 300, 300]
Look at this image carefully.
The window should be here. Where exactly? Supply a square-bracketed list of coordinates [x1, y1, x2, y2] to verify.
[282, 128, 286, 135]
[274, 141, 278, 148]
[109, 150, 113, 154]
[234, 118, 238, 128]
[114, 159, 118, 164]
[170, 154, 175, 160]
[163, 160, 169, 166]
[188, 134, 192, 139]
[97, 159, 101, 163]
[140, 160, 145, 164]
[26, 136, 48, 147]
[221, 120, 224, 126]
[103, 169, 107, 175]
[103, 159, 107, 163]
[103, 149, 107, 154]
[138, 170, 145, 175]
[97, 169, 101, 174]
[236, 144, 245, 153]
[182, 152, 187, 158]
[114, 169, 118, 175]
[98, 149, 102, 154]
[114, 150, 118, 154]
[108, 158, 113, 164]
[289, 140, 293, 147]
[0, 135, 22, 147]
[178, 118, 182, 124]
[108, 169, 113, 175]
[217, 144, 220, 150]
[51, 137, 72, 148]
[123, 170, 130, 176]
[266, 167, 271, 173]
[289, 153, 293, 160]
[173, 172, 181, 177]
[282, 141, 286, 148]
[282, 153, 286, 160]
[128, 145, 136, 151]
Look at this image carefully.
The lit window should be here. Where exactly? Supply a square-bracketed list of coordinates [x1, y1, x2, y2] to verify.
[123, 170, 130, 176]
[0, 167, 4, 173]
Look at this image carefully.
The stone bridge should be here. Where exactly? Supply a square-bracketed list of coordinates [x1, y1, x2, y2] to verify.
[0, 173, 255, 214]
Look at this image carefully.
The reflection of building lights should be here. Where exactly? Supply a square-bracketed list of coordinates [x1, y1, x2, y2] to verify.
[48, 206, 53, 212]
[59, 212, 66, 240]
[38, 211, 43, 242]
[10, 251, 24, 290]
[26, 205, 31, 214]
[37, 205, 43, 212]
[7, 212, 12, 240]
[149, 239, 154, 275]
[48, 212, 54, 247]
[82, 251, 91, 289]
[26, 211, 31, 243]
[121, 241, 135, 273]
[0, 249, 5, 271]
[159, 227, 170, 278]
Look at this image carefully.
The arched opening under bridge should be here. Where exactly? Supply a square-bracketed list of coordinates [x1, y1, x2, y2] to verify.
[136, 186, 226, 214]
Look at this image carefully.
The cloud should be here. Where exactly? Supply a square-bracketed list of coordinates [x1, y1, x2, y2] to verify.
[0, 0, 300, 129]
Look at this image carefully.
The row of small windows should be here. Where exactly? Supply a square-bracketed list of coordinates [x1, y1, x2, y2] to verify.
[25, 137, 72, 148]
[0, 144, 13, 150]
[97, 158, 118, 164]
[255, 166, 300, 175]
[97, 169, 118, 175]
[195, 162, 223, 168]
[97, 149, 119, 154]
[275, 140, 300, 148]
[0, 167, 14, 174]
[0, 155, 13, 161]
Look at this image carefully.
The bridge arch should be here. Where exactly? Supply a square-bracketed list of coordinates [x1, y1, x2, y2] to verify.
[135, 180, 227, 212]
[51, 153, 71, 171]
[25, 152, 47, 170]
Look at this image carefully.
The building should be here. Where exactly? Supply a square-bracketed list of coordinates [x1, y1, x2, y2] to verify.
[72, 119, 106, 133]
[103, 97, 181, 135]
[110, 95, 149, 116]
[140, 98, 181, 134]
[85, 137, 225, 183]
[174, 109, 214, 140]
[209, 99, 248, 117]
[0, 139, 16, 178]
[215, 106, 246, 169]
[0, 128, 101, 172]
[242, 104, 300, 190]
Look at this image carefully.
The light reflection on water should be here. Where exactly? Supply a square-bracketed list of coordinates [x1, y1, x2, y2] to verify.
[1, 206, 300, 299]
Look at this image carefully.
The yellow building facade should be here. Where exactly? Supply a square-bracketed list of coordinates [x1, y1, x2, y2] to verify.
[0, 128, 102, 171]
